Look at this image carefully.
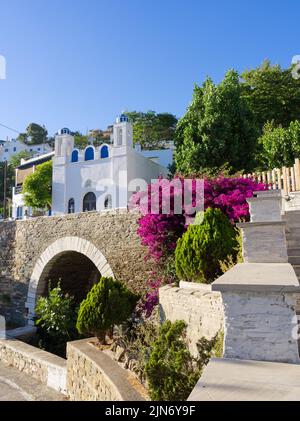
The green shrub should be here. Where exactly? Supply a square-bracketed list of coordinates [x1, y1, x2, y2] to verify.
[145, 320, 215, 401]
[76, 277, 138, 344]
[34, 282, 78, 356]
[219, 228, 243, 274]
[175, 208, 237, 283]
[113, 317, 159, 383]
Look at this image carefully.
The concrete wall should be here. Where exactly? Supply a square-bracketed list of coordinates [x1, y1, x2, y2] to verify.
[159, 282, 224, 357]
[221, 290, 300, 363]
[0, 210, 152, 325]
[67, 339, 145, 401]
[0, 339, 66, 393]
[239, 221, 288, 263]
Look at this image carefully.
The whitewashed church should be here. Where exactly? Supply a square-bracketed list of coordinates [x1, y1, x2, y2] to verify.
[52, 114, 174, 215]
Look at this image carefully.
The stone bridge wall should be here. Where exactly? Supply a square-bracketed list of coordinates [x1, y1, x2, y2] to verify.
[0, 210, 152, 325]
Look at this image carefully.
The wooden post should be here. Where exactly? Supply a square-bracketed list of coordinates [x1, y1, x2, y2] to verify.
[295, 158, 300, 191]
[262, 172, 266, 184]
[282, 167, 288, 195]
[277, 168, 282, 190]
[267, 171, 272, 189]
[291, 167, 296, 192]
[272, 169, 277, 190]
[286, 167, 291, 195]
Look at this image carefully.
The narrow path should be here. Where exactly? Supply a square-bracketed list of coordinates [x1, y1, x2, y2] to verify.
[0, 362, 66, 401]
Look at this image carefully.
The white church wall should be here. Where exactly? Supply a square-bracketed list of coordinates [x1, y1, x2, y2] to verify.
[139, 147, 174, 169]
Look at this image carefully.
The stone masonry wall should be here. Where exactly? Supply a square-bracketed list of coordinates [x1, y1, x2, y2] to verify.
[0, 210, 152, 325]
[159, 283, 224, 357]
[0, 339, 66, 393]
[67, 339, 145, 401]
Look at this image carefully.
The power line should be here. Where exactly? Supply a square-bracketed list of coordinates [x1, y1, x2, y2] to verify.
[0, 122, 21, 134]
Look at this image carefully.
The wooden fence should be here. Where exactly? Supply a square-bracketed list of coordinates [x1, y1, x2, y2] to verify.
[243, 158, 300, 196]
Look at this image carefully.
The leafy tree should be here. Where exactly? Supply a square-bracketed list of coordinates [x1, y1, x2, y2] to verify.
[76, 277, 138, 344]
[259, 120, 300, 168]
[124, 110, 177, 149]
[0, 151, 33, 212]
[175, 70, 258, 175]
[175, 208, 237, 283]
[18, 123, 48, 145]
[73, 132, 90, 149]
[145, 320, 216, 401]
[22, 160, 52, 209]
[35, 282, 77, 339]
[241, 60, 300, 130]
[35, 282, 78, 356]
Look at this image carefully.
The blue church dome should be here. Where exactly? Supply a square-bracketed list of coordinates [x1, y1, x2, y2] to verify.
[116, 114, 129, 123]
[59, 128, 71, 135]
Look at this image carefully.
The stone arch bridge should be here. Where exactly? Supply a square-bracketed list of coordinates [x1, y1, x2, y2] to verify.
[0, 210, 152, 326]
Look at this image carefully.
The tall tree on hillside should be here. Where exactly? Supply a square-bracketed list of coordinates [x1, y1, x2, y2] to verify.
[18, 123, 48, 145]
[241, 60, 300, 130]
[259, 120, 300, 168]
[124, 111, 177, 149]
[175, 70, 258, 175]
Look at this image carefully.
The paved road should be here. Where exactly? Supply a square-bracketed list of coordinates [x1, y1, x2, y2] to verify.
[0, 362, 66, 401]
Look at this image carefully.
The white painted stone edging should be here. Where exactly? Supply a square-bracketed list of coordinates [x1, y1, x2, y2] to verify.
[0, 339, 67, 394]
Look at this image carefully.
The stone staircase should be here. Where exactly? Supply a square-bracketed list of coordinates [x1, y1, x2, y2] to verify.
[284, 210, 300, 280]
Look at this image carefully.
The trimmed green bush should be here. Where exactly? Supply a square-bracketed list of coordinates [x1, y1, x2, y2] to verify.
[175, 208, 237, 283]
[145, 320, 215, 401]
[76, 277, 138, 343]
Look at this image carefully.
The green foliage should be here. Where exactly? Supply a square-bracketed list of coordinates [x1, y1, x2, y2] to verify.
[9, 150, 34, 169]
[76, 277, 138, 343]
[124, 110, 177, 149]
[211, 330, 224, 359]
[0, 151, 34, 209]
[258, 120, 300, 168]
[241, 60, 300, 130]
[22, 160, 52, 209]
[72, 132, 89, 149]
[35, 282, 77, 337]
[18, 122, 48, 145]
[175, 208, 237, 283]
[113, 317, 159, 383]
[175, 70, 258, 175]
[35, 283, 78, 356]
[73, 129, 111, 149]
[219, 229, 243, 274]
[145, 320, 215, 401]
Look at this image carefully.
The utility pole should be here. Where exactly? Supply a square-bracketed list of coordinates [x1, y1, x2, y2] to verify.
[3, 160, 7, 219]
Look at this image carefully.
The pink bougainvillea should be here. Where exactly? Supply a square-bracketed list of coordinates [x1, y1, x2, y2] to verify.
[137, 213, 186, 261]
[132, 176, 267, 261]
[132, 176, 267, 317]
[204, 177, 267, 222]
[138, 276, 162, 318]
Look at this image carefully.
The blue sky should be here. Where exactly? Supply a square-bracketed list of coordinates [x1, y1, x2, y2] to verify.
[0, 0, 299, 139]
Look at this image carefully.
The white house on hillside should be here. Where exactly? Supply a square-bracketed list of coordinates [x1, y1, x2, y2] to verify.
[52, 115, 174, 215]
[0, 138, 52, 162]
